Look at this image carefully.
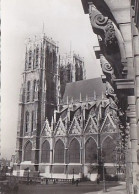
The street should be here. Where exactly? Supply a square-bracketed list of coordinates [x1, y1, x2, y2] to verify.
[8, 181, 126, 194]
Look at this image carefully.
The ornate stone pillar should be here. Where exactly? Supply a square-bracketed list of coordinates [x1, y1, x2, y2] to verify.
[127, 96, 138, 193]
[126, 140, 133, 194]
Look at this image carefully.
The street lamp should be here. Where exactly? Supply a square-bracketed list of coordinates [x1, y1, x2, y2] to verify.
[72, 168, 74, 184]
[73, 168, 74, 180]
[102, 157, 106, 192]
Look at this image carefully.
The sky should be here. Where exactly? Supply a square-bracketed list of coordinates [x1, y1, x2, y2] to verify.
[1, 0, 102, 159]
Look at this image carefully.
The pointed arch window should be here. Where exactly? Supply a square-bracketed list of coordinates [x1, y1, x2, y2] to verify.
[54, 140, 64, 163]
[102, 136, 116, 163]
[69, 139, 80, 163]
[24, 141, 32, 161]
[36, 47, 39, 67]
[31, 111, 34, 132]
[33, 80, 36, 101]
[28, 50, 32, 69]
[67, 63, 71, 82]
[27, 81, 31, 102]
[85, 137, 97, 163]
[75, 63, 79, 81]
[79, 64, 83, 80]
[41, 140, 50, 163]
[25, 111, 29, 132]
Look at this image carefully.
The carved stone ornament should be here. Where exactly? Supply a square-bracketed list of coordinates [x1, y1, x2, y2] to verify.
[104, 20, 117, 46]
[100, 55, 115, 79]
[72, 124, 81, 134]
[56, 125, 66, 136]
[94, 14, 108, 27]
[106, 82, 117, 100]
[89, 5, 116, 47]
[109, 97, 118, 110]
[42, 119, 51, 136]
[101, 115, 116, 133]
[85, 117, 97, 134]
[69, 118, 81, 135]
[55, 119, 66, 136]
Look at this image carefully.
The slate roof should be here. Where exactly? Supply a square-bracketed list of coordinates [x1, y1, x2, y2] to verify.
[62, 77, 106, 104]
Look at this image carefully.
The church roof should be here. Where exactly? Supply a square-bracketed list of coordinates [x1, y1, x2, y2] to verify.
[62, 77, 106, 104]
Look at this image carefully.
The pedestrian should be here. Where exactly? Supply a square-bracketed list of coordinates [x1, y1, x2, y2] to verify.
[72, 178, 74, 185]
[75, 179, 79, 186]
[53, 179, 56, 184]
[97, 174, 100, 184]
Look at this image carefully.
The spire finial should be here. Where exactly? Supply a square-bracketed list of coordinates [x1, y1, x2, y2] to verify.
[94, 90, 96, 100]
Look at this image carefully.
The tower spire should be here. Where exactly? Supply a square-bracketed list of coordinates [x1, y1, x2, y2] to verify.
[94, 90, 96, 100]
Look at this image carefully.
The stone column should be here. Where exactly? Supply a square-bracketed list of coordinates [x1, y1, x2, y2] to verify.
[127, 96, 138, 193]
[50, 149, 53, 164]
[132, 13, 139, 192]
[126, 139, 133, 194]
[64, 148, 68, 164]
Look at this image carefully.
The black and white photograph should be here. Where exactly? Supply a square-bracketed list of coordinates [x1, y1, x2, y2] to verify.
[1, 0, 139, 193]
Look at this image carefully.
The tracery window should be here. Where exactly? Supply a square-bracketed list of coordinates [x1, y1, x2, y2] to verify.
[25, 111, 29, 132]
[75, 63, 79, 81]
[69, 138, 80, 163]
[24, 141, 32, 161]
[41, 140, 50, 163]
[28, 50, 32, 69]
[26, 81, 31, 102]
[54, 140, 64, 163]
[36, 47, 39, 67]
[85, 137, 97, 163]
[33, 80, 36, 101]
[102, 136, 116, 163]
[31, 111, 34, 132]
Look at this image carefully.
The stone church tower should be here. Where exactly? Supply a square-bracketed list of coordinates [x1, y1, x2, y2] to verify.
[59, 53, 86, 85]
[16, 35, 60, 170]
[15, 34, 121, 180]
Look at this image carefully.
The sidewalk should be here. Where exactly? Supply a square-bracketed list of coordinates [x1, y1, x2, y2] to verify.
[84, 182, 127, 194]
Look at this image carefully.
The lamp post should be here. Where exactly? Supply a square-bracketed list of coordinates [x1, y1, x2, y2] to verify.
[102, 157, 106, 192]
[73, 168, 74, 180]
[72, 168, 75, 184]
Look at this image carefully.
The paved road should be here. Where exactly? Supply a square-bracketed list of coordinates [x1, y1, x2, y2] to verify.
[8, 181, 126, 194]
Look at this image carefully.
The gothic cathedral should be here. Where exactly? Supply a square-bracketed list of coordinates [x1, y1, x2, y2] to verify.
[15, 34, 122, 180]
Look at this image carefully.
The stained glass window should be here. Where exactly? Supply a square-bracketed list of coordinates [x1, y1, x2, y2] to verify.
[69, 139, 80, 163]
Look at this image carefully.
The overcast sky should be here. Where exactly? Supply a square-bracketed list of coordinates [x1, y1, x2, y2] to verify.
[1, 0, 102, 159]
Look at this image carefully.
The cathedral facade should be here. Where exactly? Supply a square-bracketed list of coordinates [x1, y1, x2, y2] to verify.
[15, 35, 122, 179]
